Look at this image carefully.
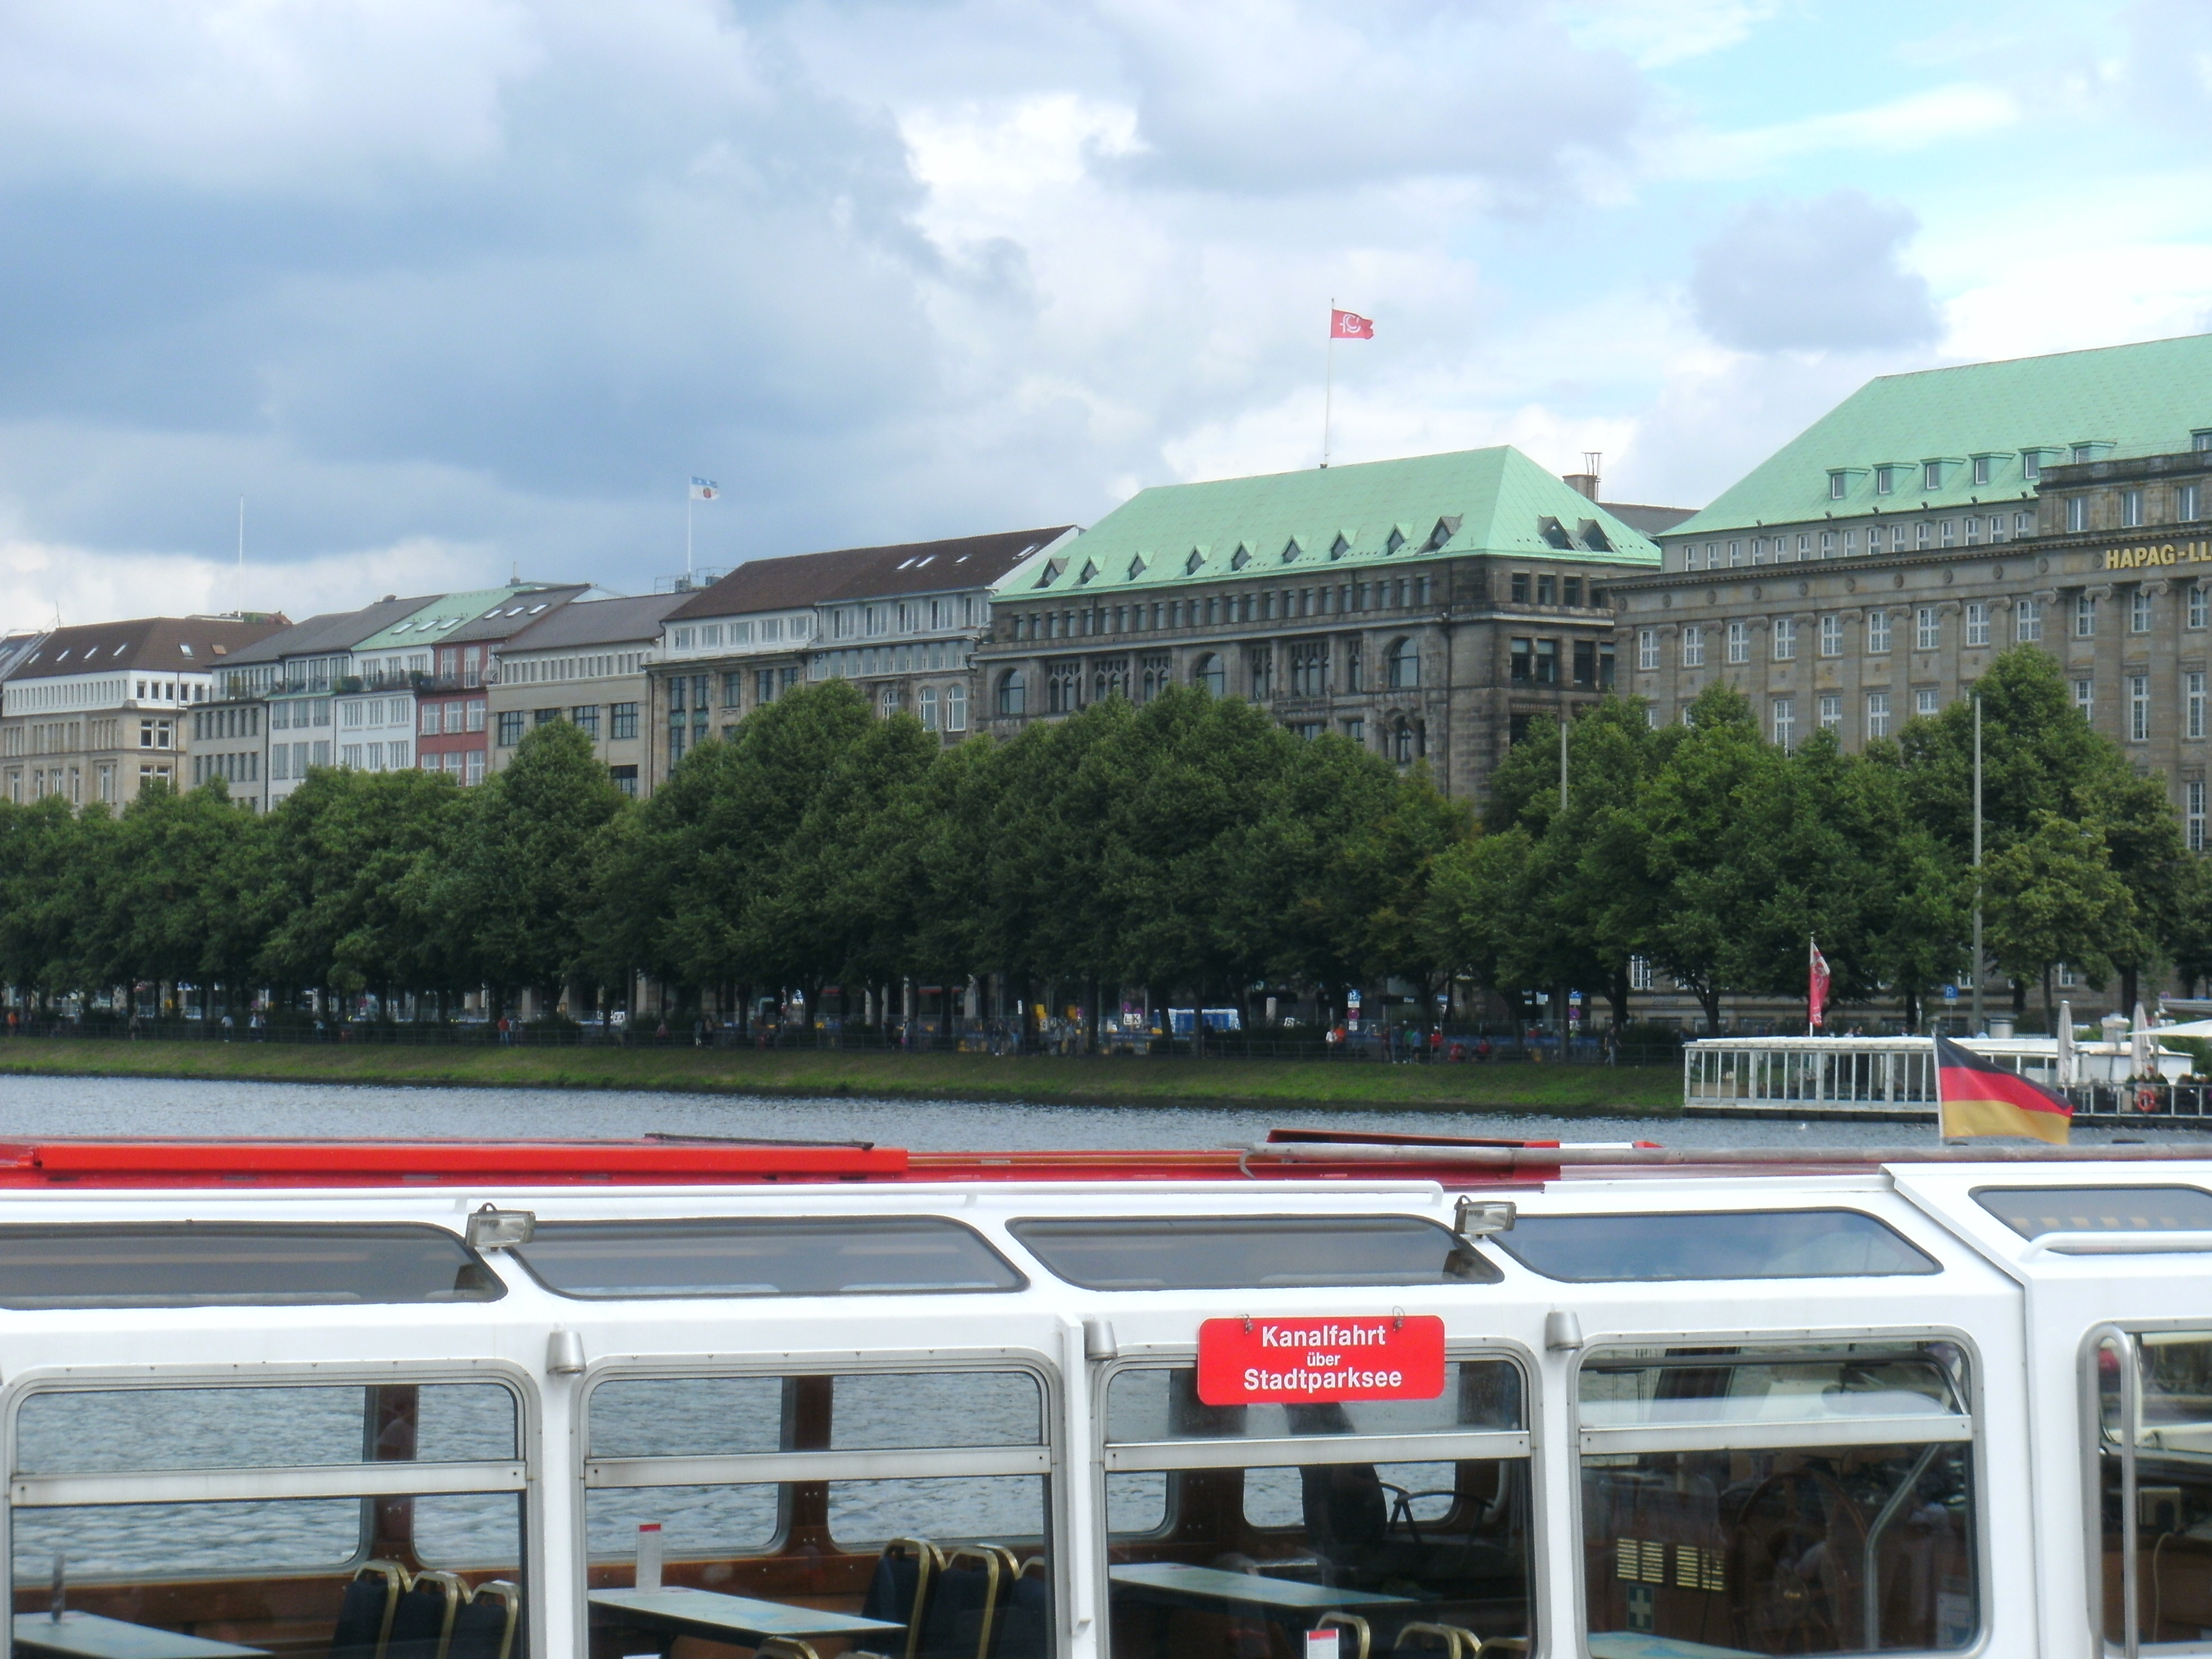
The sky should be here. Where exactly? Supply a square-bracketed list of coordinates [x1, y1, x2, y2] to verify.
[3, 0, 2210, 633]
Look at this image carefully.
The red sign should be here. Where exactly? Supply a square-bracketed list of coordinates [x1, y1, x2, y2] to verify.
[1197, 1315, 1446, 1405]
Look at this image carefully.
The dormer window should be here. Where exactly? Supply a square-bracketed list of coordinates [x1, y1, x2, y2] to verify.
[1537, 516, 1574, 550]
[1184, 549, 1205, 575]
[1231, 545, 1253, 571]
[1330, 533, 1351, 559]
[1035, 558, 1065, 588]
[1972, 455, 1992, 487]
[1427, 516, 1461, 551]
[1923, 460, 1943, 491]
[1829, 472, 1847, 500]
[1076, 559, 1099, 585]
[1875, 465, 1898, 496]
[1126, 556, 1147, 581]
[1578, 520, 1613, 554]
[1384, 527, 1405, 555]
[2195, 430, 2212, 453]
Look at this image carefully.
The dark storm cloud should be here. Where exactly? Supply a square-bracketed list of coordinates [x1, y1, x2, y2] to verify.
[1689, 188, 1940, 354]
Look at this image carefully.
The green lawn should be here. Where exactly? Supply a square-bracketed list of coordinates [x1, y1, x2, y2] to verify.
[0, 1039, 1682, 1117]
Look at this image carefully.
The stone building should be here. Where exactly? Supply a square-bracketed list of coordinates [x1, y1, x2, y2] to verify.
[647, 526, 1075, 793]
[971, 447, 1680, 801]
[1, 615, 287, 810]
[486, 592, 682, 796]
[1617, 332, 2212, 830]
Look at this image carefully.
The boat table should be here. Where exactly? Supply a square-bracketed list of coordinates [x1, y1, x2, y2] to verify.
[589, 1586, 906, 1652]
[1585, 1636, 1759, 1659]
[11, 1612, 266, 1659]
[1109, 1560, 1415, 1655]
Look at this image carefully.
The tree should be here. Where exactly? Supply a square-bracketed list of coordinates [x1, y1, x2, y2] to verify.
[1983, 812, 2136, 1031]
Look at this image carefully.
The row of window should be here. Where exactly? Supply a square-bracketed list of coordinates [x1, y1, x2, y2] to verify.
[1680, 514, 2035, 571]
[1728, 672, 2212, 750]
[496, 704, 641, 747]
[1506, 571, 1605, 607]
[335, 741, 410, 773]
[190, 706, 261, 742]
[419, 698, 488, 736]
[2065, 482, 2206, 533]
[1510, 637, 1616, 689]
[1015, 576, 1435, 644]
[4, 762, 129, 804]
[671, 614, 812, 652]
[812, 641, 969, 681]
[190, 750, 259, 786]
[498, 650, 646, 685]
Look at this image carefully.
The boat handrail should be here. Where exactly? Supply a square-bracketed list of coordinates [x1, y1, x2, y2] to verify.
[2020, 1230, 2212, 1258]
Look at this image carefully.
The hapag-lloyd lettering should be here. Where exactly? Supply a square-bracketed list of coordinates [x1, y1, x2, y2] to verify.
[1197, 1314, 1447, 1405]
[2104, 541, 2212, 570]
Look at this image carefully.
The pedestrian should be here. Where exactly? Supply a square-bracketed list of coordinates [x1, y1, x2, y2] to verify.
[692, 1017, 705, 1048]
[221, 1012, 234, 1042]
[656, 1017, 670, 1042]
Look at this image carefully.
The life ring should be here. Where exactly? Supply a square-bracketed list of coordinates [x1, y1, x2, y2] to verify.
[2136, 1085, 2160, 1114]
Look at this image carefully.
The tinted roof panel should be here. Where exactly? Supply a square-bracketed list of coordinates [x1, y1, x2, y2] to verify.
[1975, 1185, 2212, 1238]
[0, 1224, 502, 1308]
[509, 1216, 1025, 1298]
[1490, 1209, 1938, 1282]
[1008, 1215, 1498, 1290]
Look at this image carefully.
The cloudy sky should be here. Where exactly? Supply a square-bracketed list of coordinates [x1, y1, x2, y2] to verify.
[3, 0, 2209, 631]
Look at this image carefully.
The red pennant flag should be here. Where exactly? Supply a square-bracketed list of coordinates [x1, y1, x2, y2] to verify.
[1934, 1034, 2072, 1144]
[1330, 309, 1375, 339]
[1809, 940, 1831, 1030]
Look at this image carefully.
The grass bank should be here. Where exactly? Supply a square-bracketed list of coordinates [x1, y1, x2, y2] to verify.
[0, 1040, 1682, 1118]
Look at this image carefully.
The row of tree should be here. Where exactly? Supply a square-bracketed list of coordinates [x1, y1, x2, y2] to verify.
[0, 648, 2203, 1031]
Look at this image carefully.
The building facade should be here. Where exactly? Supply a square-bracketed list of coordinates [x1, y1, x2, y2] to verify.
[971, 448, 1675, 800]
[647, 527, 1075, 793]
[1, 616, 286, 809]
[1617, 333, 2212, 826]
[486, 593, 682, 795]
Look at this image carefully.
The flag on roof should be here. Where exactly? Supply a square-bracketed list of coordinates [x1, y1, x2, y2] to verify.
[690, 478, 719, 501]
[1809, 940, 1831, 1031]
[1934, 1034, 2072, 1144]
[1330, 309, 1375, 339]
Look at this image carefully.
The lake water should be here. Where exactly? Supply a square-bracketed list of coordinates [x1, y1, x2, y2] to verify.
[0, 1071, 2192, 1146]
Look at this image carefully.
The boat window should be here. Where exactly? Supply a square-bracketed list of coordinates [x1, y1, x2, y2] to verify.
[584, 1369, 1055, 1656]
[1008, 1214, 1499, 1289]
[1102, 1362, 1535, 1659]
[9, 1380, 528, 1654]
[0, 1222, 502, 1307]
[1577, 1341, 1977, 1655]
[1976, 1183, 2212, 1238]
[2089, 1327, 2212, 1650]
[507, 1215, 1025, 1297]
[1491, 1209, 1939, 1282]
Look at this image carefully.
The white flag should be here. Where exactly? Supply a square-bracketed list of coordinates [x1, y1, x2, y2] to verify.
[690, 477, 719, 501]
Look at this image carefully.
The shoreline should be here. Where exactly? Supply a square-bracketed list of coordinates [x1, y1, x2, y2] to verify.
[0, 1040, 1684, 1118]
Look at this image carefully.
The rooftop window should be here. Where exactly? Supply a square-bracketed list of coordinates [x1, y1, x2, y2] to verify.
[1184, 549, 1204, 575]
[508, 1215, 1025, 1298]
[1385, 527, 1405, 554]
[1008, 1214, 1497, 1290]
[0, 1223, 503, 1308]
[1488, 1209, 1938, 1282]
[1876, 465, 1898, 495]
[1974, 1184, 2212, 1240]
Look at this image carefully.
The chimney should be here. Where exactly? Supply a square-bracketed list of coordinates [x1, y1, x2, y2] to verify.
[1563, 451, 1602, 501]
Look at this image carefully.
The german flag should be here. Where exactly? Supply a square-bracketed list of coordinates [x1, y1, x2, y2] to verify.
[1935, 1034, 2072, 1144]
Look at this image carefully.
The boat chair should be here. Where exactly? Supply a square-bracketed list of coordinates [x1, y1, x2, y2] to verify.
[1476, 1639, 1530, 1659]
[331, 1559, 411, 1658]
[917, 1545, 1018, 1659]
[991, 1556, 1051, 1659]
[1386, 1621, 1485, 1659]
[448, 1579, 522, 1659]
[386, 1568, 470, 1659]
[760, 1641, 824, 1659]
[862, 1538, 944, 1659]
[1314, 1612, 1371, 1659]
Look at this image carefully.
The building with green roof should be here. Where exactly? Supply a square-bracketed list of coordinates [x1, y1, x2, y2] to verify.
[973, 444, 1679, 801]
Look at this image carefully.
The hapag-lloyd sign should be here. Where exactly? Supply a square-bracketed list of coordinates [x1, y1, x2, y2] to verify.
[1196, 1314, 1447, 1405]
[2104, 539, 2212, 570]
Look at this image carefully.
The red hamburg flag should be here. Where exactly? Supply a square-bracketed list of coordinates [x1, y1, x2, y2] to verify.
[1330, 309, 1375, 339]
[1809, 940, 1831, 1030]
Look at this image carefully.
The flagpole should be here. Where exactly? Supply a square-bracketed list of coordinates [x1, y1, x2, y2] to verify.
[1972, 696, 1983, 1037]
[687, 488, 695, 581]
[1322, 298, 1335, 469]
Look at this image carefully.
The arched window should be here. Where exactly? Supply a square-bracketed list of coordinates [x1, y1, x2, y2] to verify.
[997, 670, 1025, 716]
[918, 686, 939, 731]
[946, 683, 968, 731]
[880, 686, 899, 718]
[1388, 638, 1420, 690]
[1194, 654, 1225, 696]
[1394, 720, 1415, 764]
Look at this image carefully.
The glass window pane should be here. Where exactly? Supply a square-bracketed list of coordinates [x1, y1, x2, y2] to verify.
[16, 1383, 516, 1474]
[1011, 1215, 1497, 1290]
[1493, 1210, 1938, 1282]
[511, 1216, 1023, 1298]
[589, 1373, 1043, 1460]
[1976, 1184, 2212, 1238]
[0, 1224, 502, 1307]
[1583, 1443, 1976, 1652]
[833, 1372, 1042, 1450]
[2098, 1332, 2212, 1645]
[589, 1377, 785, 1459]
[1579, 1344, 1967, 1430]
[1108, 1362, 1522, 1443]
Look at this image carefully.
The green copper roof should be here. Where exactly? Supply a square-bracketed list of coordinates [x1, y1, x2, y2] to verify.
[1000, 445, 1659, 599]
[1673, 332, 2212, 540]
[350, 586, 560, 651]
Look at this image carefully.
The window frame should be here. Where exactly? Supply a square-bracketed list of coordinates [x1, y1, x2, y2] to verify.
[576, 1347, 1065, 1652]
[1569, 1326, 1989, 1659]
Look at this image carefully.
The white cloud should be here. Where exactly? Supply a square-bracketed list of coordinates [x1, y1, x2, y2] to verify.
[1690, 190, 1939, 353]
[1942, 244, 2212, 363]
[1559, 0, 1781, 68]
[1665, 84, 2020, 179]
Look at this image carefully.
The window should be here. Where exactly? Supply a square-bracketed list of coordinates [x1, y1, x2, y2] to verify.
[943, 681, 966, 732]
[1956, 600, 1985, 648]
[1772, 617, 1797, 661]
[1394, 719, 1419, 762]
[1249, 646, 1273, 698]
[1916, 607, 1940, 651]
[1574, 639, 1599, 688]
[2194, 781, 2208, 851]
[419, 704, 440, 736]
[918, 686, 939, 730]
[1510, 572, 1530, 603]
[1013, 1214, 1491, 1289]
[2077, 593, 2097, 637]
[1728, 540, 1743, 566]
[1972, 454, 1993, 486]
[1820, 530, 1835, 556]
[997, 668, 1027, 716]
[1772, 697, 1795, 751]
[1819, 693, 1841, 731]
[2068, 496, 2089, 533]
[1577, 1341, 1976, 1655]
[610, 702, 639, 740]
[1876, 465, 1897, 495]
[533, 706, 560, 727]
[2131, 673, 2151, 741]
[465, 751, 484, 785]
[1923, 460, 1943, 491]
[1536, 573, 1556, 605]
[1867, 691, 1891, 739]
[2085, 1326, 2212, 1651]
[1829, 473, 1847, 500]
[1681, 625, 1704, 668]
[2194, 587, 2209, 630]
[496, 710, 523, 747]
[513, 1216, 1022, 1298]
[1869, 610, 1891, 653]
[0, 1223, 501, 1308]
[1564, 576, 1583, 606]
[1915, 521, 1931, 550]
[2133, 588, 2154, 632]
[1629, 955, 1653, 990]
[1819, 614, 1842, 656]
[2192, 672, 2206, 741]
[1637, 628, 1658, 671]
[2016, 598, 2041, 643]
[1511, 638, 1534, 683]
[1290, 640, 1330, 696]
[1726, 620, 1749, 664]
[1917, 688, 1941, 719]
[2075, 677, 2095, 721]
[572, 704, 600, 739]
[2123, 488, 2145, 528]
[2182, 483, 2203, 521]
[1495, 1210, 1935, 1282]
[2024, 450, 2044, 481]
[1534, 638, 1557, 686]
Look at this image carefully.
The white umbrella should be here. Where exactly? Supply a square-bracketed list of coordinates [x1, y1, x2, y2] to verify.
[2132, 1001, 2155, 1078]
[2147, 1018, 2212, 1039]
[2056, 1000, 2075, 1087]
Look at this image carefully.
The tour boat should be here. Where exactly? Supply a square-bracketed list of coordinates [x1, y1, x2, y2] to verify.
[0, 1127, 2204, 1659]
